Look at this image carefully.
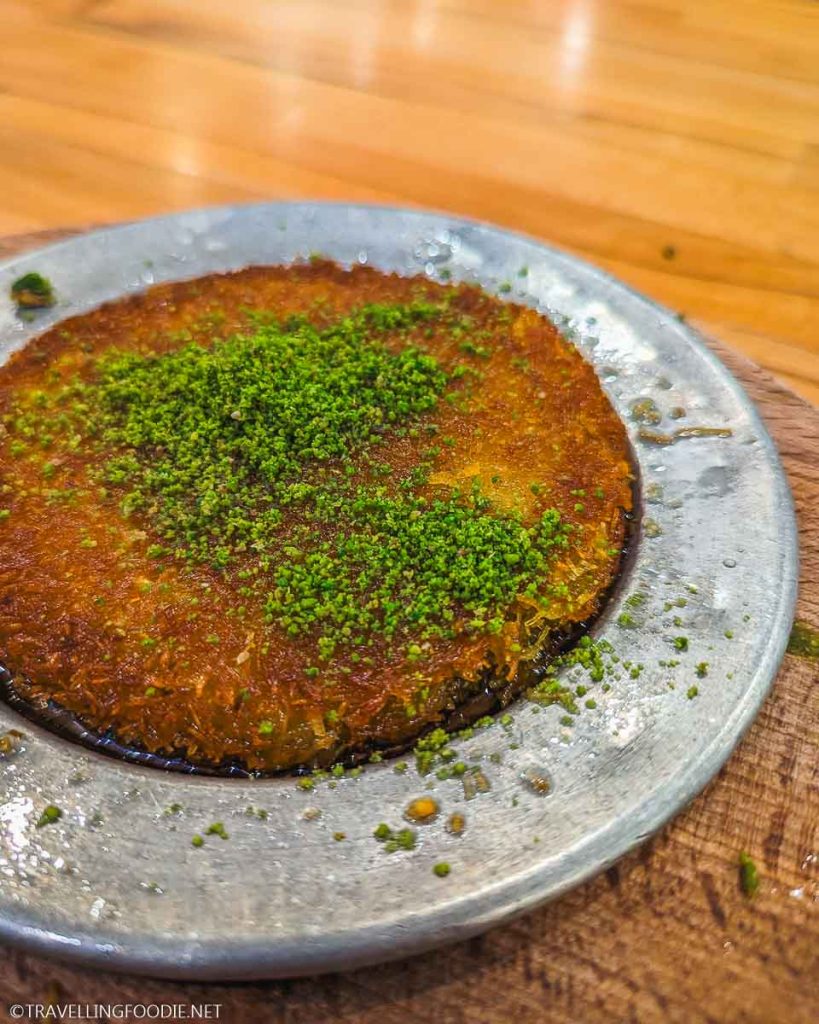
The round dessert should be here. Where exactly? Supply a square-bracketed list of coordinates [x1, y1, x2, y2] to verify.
[0, 261, 633, 772]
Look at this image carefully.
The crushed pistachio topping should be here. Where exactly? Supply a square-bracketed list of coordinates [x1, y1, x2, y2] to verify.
[738, 850, 759, 897]
[11, 272, 56, 310]
[373, 822, 417, 852]
[35, 804, 62, 828]
[5, 301, 574, 670]
[787, 621, 819, 660]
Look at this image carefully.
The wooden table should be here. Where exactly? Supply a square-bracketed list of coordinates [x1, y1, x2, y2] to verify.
[1, 0, 818, 403]
[1, 3, 818, 1021]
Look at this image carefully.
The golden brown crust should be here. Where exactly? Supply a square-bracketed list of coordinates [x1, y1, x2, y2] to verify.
[0, 263, 633, 771]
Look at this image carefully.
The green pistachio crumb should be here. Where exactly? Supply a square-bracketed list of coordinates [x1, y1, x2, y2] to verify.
[738, 851, 759, 897]
[374, 823, 418, 853]
[36, 804, 62, 828]
[5, 296, 609, 752]
[11, 272, 56, 309]
[787, 621, 819, 660]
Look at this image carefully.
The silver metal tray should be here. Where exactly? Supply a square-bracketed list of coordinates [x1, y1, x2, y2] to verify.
[0, 203, 798, 979]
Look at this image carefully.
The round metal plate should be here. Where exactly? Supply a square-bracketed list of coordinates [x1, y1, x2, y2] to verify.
[0, 203, 798, 979]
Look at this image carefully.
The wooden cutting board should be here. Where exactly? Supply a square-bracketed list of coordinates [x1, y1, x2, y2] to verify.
[1, 230, 816, 1024]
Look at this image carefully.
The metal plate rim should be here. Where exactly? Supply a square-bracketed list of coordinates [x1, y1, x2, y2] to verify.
[0, 202, 799, 979]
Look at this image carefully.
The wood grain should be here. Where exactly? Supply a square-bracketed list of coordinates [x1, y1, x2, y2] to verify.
[0, 228, 817, 1023]
[1, 0, 818, 404]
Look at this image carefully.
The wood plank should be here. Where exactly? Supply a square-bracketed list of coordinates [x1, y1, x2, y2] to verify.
[1, 0, 817, 402]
